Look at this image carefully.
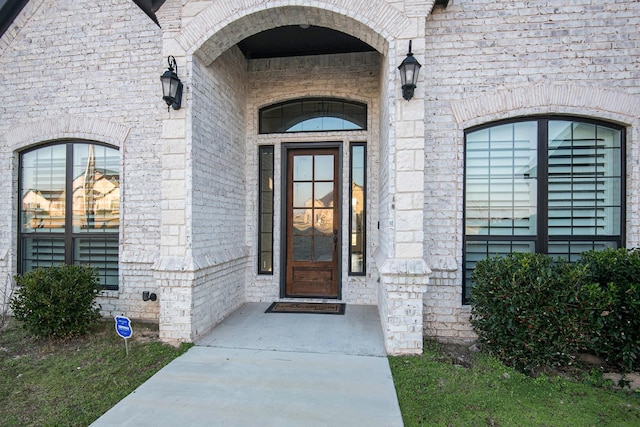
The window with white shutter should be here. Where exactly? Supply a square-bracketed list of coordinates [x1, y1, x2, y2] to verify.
[463, 118, 624, 303]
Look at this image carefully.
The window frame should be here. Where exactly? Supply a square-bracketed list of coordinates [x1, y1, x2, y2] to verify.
[18, 141, 120, 290]
[463, 116, 626, 304]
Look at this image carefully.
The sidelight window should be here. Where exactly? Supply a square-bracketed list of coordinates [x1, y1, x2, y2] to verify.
[349, 143, 366, 274]
[258, 146, 274, 274]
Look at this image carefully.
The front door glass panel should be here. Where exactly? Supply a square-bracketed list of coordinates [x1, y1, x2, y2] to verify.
[285, 147, 340, 298]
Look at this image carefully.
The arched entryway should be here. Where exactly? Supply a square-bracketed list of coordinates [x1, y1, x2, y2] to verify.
[155, 1, 431, 355]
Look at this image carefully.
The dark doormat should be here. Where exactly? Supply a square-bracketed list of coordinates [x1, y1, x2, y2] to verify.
[265, 302, 346, 315]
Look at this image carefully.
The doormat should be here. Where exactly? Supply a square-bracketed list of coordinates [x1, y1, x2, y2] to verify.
[265, 302, 346, 315]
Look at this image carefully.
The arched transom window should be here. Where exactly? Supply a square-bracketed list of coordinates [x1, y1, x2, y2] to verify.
[259, 98, 367, 133]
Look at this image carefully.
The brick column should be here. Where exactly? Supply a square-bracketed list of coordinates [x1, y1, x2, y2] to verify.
[377, 33, 431, 355]
[154, 16, 195, 342]
[377, 255, 430, 355]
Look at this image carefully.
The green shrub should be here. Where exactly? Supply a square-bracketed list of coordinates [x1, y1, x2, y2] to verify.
[470, 253, 587, 373]
[10, 265, 102, 339]
[575, 248, 640, 371]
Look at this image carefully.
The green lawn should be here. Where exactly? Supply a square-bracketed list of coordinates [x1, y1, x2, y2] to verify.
[3, 319, 639, 427]
[389, 341, 640, 427]
[0, 319, 191, 427]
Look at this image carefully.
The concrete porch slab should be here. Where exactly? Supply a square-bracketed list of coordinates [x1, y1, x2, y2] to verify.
[196, 302, 387, 356]
[91, 303, 402, 426]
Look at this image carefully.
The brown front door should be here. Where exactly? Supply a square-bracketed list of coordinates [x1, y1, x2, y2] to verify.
[285, 147, 340, 298]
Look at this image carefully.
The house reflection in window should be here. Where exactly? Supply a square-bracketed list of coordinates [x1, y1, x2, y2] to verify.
[350, 144, 366, 274]
[20, 142, 120, 289]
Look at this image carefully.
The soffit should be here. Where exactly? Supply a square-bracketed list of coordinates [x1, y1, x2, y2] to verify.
[0, 0, 29, 37]
[237, 25, 375, 59]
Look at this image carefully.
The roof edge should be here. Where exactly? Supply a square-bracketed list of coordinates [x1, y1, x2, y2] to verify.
[131, 0, 167, 27]
[1, 0, 168, 38]
[0, 0, 29, 38]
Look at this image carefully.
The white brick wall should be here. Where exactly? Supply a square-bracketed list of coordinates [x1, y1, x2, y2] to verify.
[0, 0, 164, 322]
[155, 44, 251, 342]
[423, 0, 640, 343]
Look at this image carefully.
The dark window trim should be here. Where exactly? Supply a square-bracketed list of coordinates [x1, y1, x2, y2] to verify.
[349, 142, 367, 275]
[463, 116, 626, 304]
[257, 145, 274, 275]
[18, 140, 120, 290]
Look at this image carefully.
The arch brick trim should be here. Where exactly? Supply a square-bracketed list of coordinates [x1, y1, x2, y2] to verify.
[176, 0, 408, 64]
[9, 116, 130, 151]
[451, 84, 640, 129]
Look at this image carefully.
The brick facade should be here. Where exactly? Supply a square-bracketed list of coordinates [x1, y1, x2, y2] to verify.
[0, 0, 164, 322]
[1, 0, 639, 354]
[423, 1, 640, 343]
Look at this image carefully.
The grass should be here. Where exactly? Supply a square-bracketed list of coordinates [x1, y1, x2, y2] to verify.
[0, 318, 191, 427]
[3, 319, 639, 427]
[389, 341, 640, 427]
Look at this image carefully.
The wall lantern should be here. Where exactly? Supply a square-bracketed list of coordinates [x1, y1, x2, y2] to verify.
[160, 55, 183, 111]
[398, 40, 421, 101]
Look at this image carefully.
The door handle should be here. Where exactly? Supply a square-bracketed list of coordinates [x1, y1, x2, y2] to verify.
[333, 236, 338, 244]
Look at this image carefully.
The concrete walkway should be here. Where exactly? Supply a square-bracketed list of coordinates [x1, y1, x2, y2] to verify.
[91, 303, 403, 427]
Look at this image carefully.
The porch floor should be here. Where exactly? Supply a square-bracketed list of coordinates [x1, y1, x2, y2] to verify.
[196, 302, 387, 356]
[91, 303, 402, 426]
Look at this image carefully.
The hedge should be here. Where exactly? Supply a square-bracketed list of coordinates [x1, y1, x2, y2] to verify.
[470, 249, 640, 373]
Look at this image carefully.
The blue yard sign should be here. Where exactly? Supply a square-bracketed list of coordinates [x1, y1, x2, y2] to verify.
[115, 316, 132, 355]
[115, 316, 133, 338]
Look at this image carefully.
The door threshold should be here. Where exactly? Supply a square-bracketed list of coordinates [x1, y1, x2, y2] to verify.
[277, 297, 344, 304]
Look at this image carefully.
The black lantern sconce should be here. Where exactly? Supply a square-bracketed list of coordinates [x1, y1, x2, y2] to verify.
[398, 40, 421, 101]
[160, 55, 183, 111]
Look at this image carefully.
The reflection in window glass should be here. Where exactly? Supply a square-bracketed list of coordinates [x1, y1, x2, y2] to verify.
[350, 144, 366, 274]
[21, 145, 66, 233]
[290, 150, 337, 263]
[19, 142, 120, 289]
[260, 98, 366, 133]
[72, 144, 120, 232]
[465, 121, 538, 238]
[464, 118, 624, 304]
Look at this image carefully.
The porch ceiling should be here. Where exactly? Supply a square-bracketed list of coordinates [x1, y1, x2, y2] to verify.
[237, 25, 375, 59]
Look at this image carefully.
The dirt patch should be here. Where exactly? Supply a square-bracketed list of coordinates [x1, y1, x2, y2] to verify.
[1, 318, 163, 359]
[435, 341, 640, 391]
[131, 323, 160, 343]
[435, 342, 480, 369]
[603, 372, 640, 390]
